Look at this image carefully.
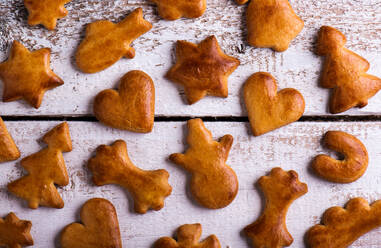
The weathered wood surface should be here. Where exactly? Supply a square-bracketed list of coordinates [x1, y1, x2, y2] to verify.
[0, 0, 380, 116]
[1, 121, 381, 247]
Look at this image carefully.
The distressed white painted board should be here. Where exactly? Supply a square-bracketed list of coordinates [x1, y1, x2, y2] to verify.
[0, 0, 380, 116]
[1, 121, 381, 247]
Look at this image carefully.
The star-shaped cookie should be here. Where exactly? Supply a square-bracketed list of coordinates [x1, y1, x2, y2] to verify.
[167, 36, 240, 104]
[0, 41, 64, 109]
[0, 212, 34, 248]
[24, 0, 72, 30]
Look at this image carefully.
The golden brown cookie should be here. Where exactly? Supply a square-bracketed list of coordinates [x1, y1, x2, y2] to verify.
[169, 118, 238, 209]
[8, 122, 72, 209]
[236, 0, 304, 52]
[244, 72, 305, 136]
[150, 0, 206, 20]
[60, 198, 122, 248]
[167, 36, 240, 104]
[312, 131, 368, 183]
[76, 8, 152, 73]
[24, 0, 72, 30]
[307, 198, 381, 248]
[88, 140, 172, 214]
[235, 0, 248, 4]
[0, 41, 64, 109]
[0, 213, 33, 248]
[316, 26, 381, 114]
[244, 167, 308, 248]
[154, 223, 221, 248]
[0, 117, 20, 163]
[93, 70, 155, 133]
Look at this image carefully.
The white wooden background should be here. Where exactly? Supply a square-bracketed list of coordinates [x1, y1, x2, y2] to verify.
[0, 0, 381, 248]
[1, 122, 381, 247]
[0, 0, 380, 116]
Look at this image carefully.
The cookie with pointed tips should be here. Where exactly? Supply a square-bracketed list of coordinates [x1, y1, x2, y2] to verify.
[88, 140, 172, 214]
[316, 26, 381, 114]
[94, 70, 155, 133]
[169, 118, 238, 209]
[8, 122, 72, 209]
[237, 0, 303, 51]
[60, 198, 122, 248]
[167, 36, 240, 104]
[24, 0, 72, 30]
[76, 8, 152, 73]
[307, 198, 381, 248]
[312, 131, 368, 183]
[0, 117, 20, 163]
[244, 72, 305, 136]
[244, 167, 308, 248]
[154, 223, 221, 248]
[0, 212, 33, 248]
[0, 41, 64, 108]
[150, 0, 206, 20]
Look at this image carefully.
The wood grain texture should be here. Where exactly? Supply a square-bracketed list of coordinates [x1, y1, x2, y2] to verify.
[0, 0, 380, 116]
[1, 121, 381, 247]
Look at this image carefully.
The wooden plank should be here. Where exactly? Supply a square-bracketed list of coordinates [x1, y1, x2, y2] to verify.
[1, 121, 381, 247]
[0, 0, 380, 116]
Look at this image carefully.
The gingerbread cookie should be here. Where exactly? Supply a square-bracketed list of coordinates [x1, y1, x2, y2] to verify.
[307, 198, 381, 248]
[8, 122, 72, 209]
[169, 118, 238, 209]
[312, 131, 368, 183]
[0, 213, 33, 248]
[88, 140, 172, 214]
[76, 8, 152, 73]
[244, 167, 308, 248]
[60, 198, 122, 248]
[236, 0, 303, 52]
[0, 117, 20, 163]
[316, 26, 381, 114]
[167, 36, 240, 104]
[0, 41, 64, 108]
[154, 223, 221, 248]
[24, 0, 72, 30]
[93, 70, 155, 133]
[150, 0, 206, 20]
[244, 72, 305, 136]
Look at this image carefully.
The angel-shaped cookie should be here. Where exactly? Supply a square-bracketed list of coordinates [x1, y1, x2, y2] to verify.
[316, 26, 381, 114]
[170, 118, 238, 209]
[236, 0, 304, 52]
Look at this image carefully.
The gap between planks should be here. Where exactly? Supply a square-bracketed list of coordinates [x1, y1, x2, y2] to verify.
[2, 115, 381, 122]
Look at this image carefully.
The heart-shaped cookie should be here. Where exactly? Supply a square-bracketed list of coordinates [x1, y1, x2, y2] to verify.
[93, 70, 155, 133]
[60, 198, 122, 248]
[244, 72, 305, 136]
